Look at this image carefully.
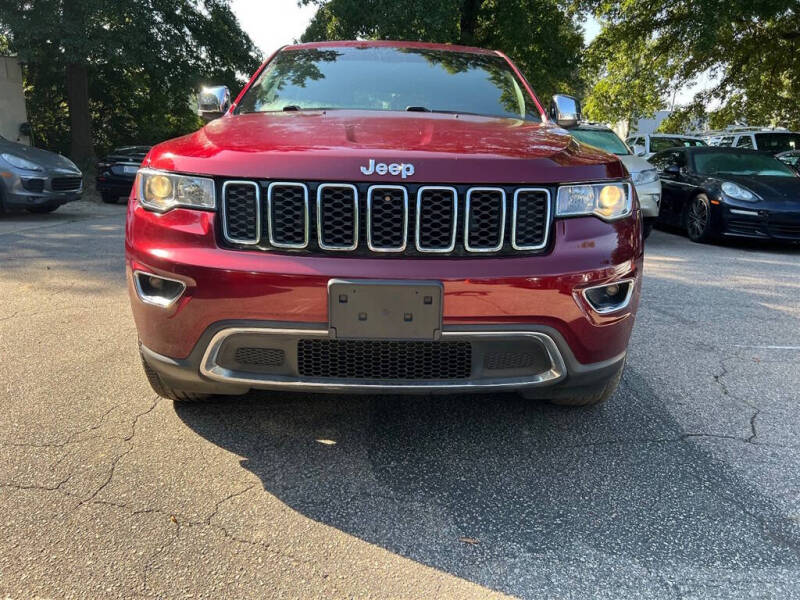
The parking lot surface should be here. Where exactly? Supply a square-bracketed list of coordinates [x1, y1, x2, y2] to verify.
[1, 201, 799, 599]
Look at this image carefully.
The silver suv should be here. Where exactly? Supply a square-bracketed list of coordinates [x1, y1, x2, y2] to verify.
[0, 136, 83, 214]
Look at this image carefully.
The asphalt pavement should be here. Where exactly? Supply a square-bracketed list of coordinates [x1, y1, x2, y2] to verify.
[1, 200, 799, 599]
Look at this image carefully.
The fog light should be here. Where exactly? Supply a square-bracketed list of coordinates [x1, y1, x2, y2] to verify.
[134, 270, 186, 308]
[582, 279, 634, 314]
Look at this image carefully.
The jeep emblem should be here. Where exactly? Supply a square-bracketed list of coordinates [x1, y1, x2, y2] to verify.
[360, 159, 415, 179]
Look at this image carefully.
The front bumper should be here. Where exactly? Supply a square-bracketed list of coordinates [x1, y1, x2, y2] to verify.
[126, 199, 643, 394]
[2, 170, 83, 208]
[633, 179, 661, 219]
[96, 174, 136, 197]
[722, 205, 800, 241]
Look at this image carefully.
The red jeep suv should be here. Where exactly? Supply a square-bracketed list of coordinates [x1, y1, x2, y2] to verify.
[126, 41, 642, 406]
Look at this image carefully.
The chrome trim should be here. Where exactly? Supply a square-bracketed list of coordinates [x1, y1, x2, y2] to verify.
[199, 327, 567, 391]
[464, 187, 506, 253]
[512, 188, 551, 250]
[267, 182, 309, 249]
[366, 185, 408, 252]
[580, 278, 636, 315]
[132, 270, 187, 309]
[221, 180, 260, 245]
[415, 186, 458, 253]
[317, 183, 359, 251]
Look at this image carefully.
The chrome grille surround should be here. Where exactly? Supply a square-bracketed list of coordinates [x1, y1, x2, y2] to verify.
[415, 185, 458, 253]
[366, 184, 408, 252]
[317, 183, 359, 251]
[221, 180, 260, 245]
[512, 188, 551, 251]
[267, 181, 309, 249]
[464, 187, 506, 253]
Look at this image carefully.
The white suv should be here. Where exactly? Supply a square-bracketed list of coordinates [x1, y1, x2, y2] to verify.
[704, 129, 800, 154]
[626, 134, 706, 159]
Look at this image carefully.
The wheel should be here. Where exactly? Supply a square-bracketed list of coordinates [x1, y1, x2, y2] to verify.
[642, 219, 655, 240]
[520, 362, 624, 407]
[101, 192, 118, 204]
[140, 349, 210, 403]
[685, 193, 715, 243]
[27, 205, 58, 214]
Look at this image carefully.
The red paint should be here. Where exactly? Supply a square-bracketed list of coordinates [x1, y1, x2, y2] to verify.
[127, 40, 643, 374]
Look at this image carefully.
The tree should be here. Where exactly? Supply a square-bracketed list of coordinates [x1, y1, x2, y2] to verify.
[299, 0, 585, 103]
[578, 0, 800, 131]
[0, 0, 261, 166]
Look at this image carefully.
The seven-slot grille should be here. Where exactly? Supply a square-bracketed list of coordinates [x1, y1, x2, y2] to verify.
[222, 181, 551, 256]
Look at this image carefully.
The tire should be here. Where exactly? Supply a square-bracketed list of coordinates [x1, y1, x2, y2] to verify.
[520, 362, 624, 407]
[140, 349, 210, 403]
[685, 193, 715, 243]
[27, 205, 58, 214]
[642, 219, 654, 240]
[101, 192, 118, 204]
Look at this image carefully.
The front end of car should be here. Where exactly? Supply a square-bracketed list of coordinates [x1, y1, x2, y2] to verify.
[126, 156, 643, 400]
[717, 180, 800, 241]
[0, 150, 83, 211]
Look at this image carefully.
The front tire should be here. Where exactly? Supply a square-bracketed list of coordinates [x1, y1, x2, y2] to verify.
[101, 192, 118, 204]
[27, 205, 58, 214]
[643, 218, 655, 240]
[140, 350, 210, 403]
[685, 193, 715, 243]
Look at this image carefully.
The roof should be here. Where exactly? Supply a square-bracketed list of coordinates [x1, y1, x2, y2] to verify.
[281, 40, 498, 56]
[658, 146, 768, 155]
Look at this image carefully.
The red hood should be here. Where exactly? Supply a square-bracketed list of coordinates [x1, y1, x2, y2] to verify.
[146, 110, 625, 184]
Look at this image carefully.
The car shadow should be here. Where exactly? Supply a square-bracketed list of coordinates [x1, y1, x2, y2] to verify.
[174, 367, 800, 596]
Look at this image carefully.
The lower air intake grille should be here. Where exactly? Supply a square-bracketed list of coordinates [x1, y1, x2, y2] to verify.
[51, 177, 82, 192]
[297, 339, 472, 380]
[234, 347, 285, 367]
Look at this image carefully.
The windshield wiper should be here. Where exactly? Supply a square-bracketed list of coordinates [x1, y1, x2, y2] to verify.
[406, 106, 431, 112]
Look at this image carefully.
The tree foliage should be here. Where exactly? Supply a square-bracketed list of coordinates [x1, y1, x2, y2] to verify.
[579, 0, 800, 131]
[0, 0, 261, 165]
[299, 0, 586, 104]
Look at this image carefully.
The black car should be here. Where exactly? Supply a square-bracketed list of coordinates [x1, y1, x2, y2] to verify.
[95, 146, 150, 203]
[650, 147, 800, 243]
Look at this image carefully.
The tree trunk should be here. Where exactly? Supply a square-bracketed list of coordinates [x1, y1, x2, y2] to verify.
[65, 62, 94, 167]
[460, 0, 481, 45]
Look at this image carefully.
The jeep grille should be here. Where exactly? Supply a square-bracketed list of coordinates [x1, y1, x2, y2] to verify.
[221, 181, 550, 256]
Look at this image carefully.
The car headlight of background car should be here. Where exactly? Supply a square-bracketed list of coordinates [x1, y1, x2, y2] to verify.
[721, 181, 759, 202]
[137, 169, 216, 212]
[1, 153, 43, 172]
[556, 182, 632, 221]
[631, 169, 659, 185]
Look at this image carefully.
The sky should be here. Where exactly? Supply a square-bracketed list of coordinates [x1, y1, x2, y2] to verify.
[229, 2, 707, 108]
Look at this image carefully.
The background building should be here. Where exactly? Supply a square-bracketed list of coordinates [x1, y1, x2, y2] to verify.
[0, 56, 31, 145]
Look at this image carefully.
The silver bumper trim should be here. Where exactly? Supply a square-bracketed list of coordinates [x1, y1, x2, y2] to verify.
[198, 327, 567, 391]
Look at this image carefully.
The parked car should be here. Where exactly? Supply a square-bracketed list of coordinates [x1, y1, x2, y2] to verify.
[0, 135, 82, 213]
[704, 128, 800, 154]
[776, 150, 800, 172]
[128, 40, 643, 407]
[96, 146, 150, 203]
[649, 146, 800, 243]
[570, 123, 660, 238]
[626, 133, 706, 159]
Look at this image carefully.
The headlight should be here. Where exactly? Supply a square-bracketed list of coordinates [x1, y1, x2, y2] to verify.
[632, 168, 659, 185]
[137, 169, 215, 212]
[721, 181, 758, 202]
[1, 153, 43, 172]
[556, 182, 632, 221]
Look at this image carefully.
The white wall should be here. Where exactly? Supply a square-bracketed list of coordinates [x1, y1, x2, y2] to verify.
[0, 56, 31, 145]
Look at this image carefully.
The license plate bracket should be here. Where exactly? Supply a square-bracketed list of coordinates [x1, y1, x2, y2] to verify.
[328, 280, 443, 340]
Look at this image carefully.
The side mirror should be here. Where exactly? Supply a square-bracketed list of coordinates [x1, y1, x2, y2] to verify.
[197, 85, 231, 122]
[663, 164, 681, 176]
[632, 144, 646, 156]
[548, 94, 581, 129]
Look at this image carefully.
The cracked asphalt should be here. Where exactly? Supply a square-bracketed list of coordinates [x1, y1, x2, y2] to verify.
[1, 200, 799, 599]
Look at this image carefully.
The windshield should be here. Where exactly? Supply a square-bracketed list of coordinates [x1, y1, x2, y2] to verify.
[650, 137, 706, 153]
[236, 46, 541, 121]
[755, 133, 800, 153]
[693, 151, 798, 177]
[570, 129, 630, 155]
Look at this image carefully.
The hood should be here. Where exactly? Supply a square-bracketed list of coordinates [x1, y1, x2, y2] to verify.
[146, 111, 626, 184]
[617, 154, 655, 175]
[720, 175, 800, 202]
[0, 138, 80, 172]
